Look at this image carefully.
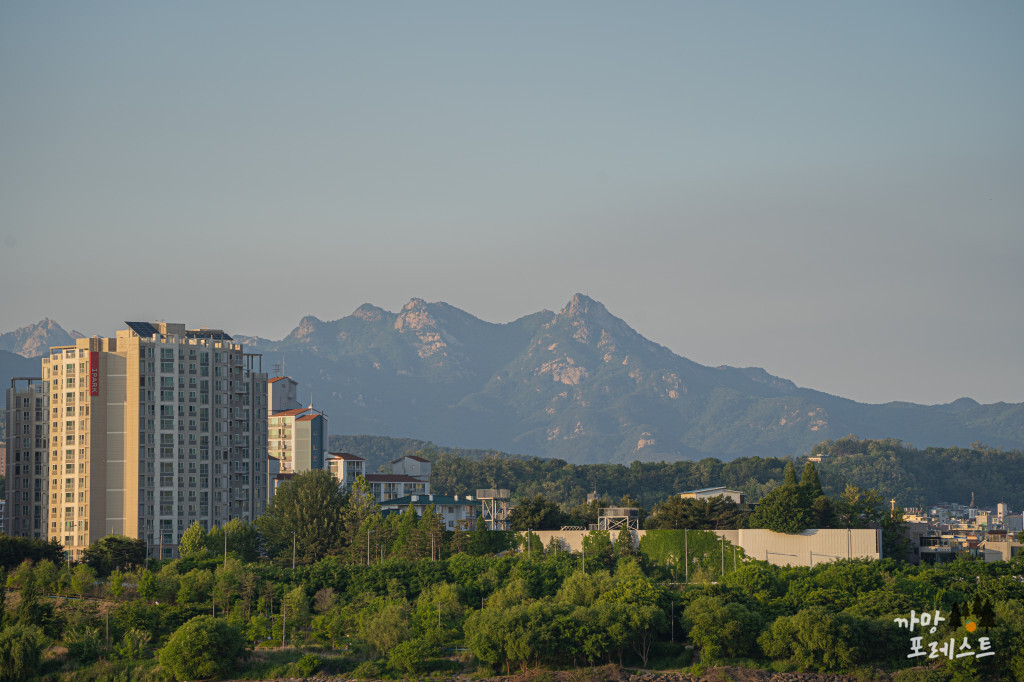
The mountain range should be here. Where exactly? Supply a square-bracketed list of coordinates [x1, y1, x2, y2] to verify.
[4, 296, 1022, 463]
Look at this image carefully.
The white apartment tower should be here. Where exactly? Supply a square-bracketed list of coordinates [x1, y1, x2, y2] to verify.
[4, 378, 49, 538]
[42, 322, 268, 560]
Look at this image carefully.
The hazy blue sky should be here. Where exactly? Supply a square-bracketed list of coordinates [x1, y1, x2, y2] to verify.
[2, 2, 1022, 406]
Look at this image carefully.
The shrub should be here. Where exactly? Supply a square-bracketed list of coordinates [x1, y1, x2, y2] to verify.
[158, 615, 247, 681]
[351, 660, 383, 679]
[292, 653, 322, 677]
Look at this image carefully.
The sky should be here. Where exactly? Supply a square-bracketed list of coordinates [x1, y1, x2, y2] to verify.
[1, 2, 1022, 406]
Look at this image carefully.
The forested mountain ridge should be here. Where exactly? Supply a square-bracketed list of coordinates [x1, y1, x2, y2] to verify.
[333, 434, 1024, 512]
[6, 297, 1023, 463]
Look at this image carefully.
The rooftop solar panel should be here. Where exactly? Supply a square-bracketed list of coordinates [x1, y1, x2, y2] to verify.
[125, 321, 159, 338]
[185, 329, 233, 341]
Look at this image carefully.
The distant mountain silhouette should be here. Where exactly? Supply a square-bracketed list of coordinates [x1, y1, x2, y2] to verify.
[0, 319, 83, 358]
[233, 294, 1024, 463]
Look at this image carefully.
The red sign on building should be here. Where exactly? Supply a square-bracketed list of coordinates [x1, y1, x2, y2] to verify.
[89, 351, 99, 396]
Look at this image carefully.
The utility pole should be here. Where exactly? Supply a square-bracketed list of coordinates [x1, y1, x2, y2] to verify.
[528, 529, 532, 559]
[582, 538, 586, 574]
[224, 525, 228, 568]
[721, 536, 725, 577]
[292, 531, 296, 571]
[684, 529, 689, 583]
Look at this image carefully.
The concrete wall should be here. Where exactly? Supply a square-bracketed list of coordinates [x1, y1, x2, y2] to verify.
[529, 527, 881, 567]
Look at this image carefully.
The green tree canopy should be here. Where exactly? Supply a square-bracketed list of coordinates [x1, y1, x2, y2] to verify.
[208, 518, 261, 563]
[81, 535, 146, 576]
[0, 537, 64, 572]
[509, 494, 566, 531]
[254, 469, 349, 563]
[683, 595, 763, 662]
[178, 522, 209, 559]
[645, 495, 750, 530]
[748, 484, 816, 534]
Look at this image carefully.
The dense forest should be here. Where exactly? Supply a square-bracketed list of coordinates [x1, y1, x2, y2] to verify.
[333, 435, 1024, 511]
[1, 469, 1023, 680]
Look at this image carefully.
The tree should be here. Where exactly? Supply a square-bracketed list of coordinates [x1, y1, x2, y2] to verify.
[178, 522, 209, 559]
[582, 531, 615, 571]
[70, 564, 97, 599]
[176, 568, 214, 606]
[254, 469, 349, 562]
[614, 529, 637, 559]
[0, 537, 63, 572]
[359, 602, 410, 657]
[683, 595, 762, 662]
[645, 495, 750, 530]
[208, 518, 261, 563]
[784, 461, 799, 486]
[882, 506, 910, 560]
[508, 494, 565, 531]
[419, 505, 446, 560]
[0, 623, 48, 681]
[836, 485, 884, 529]
[158, 615, 248, 681]
[106, 569, 125, 601]
[800, 461, 823, 495]
[81, 535, 146, 576]
[748, 484, 815, 533]
[343, 475, 379, 557]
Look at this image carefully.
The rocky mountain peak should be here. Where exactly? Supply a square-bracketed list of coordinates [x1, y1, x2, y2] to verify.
[292, 315, 324, 339]
[560, 293, 606, 319]
[0, 319, 83, 358]
[352, 303, 388, 322]
[395, 298, 439, 332]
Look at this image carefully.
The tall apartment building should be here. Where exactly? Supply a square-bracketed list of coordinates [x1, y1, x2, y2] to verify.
[4, 378, 49, 538]
[42, 322, 268, 560]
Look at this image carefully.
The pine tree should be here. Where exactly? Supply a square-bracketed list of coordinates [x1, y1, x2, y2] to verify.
[783, 461, 798, 486]
[614, 528, 637, 558]
[800, 462, 823, 496]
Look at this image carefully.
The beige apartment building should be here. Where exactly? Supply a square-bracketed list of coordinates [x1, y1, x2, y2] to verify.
[4, 378, 50, 538]
[42, 322, 268, 560]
